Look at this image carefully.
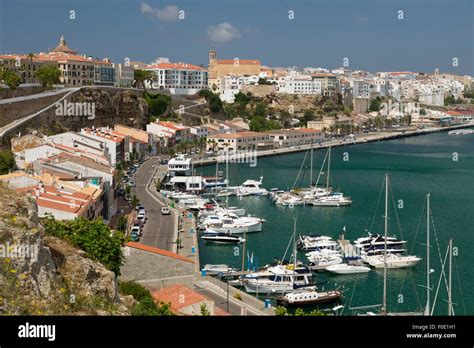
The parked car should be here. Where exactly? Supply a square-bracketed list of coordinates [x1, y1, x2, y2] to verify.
[130, 232, 140, 242]
[136, 214, 146, 224]
[128, 180, 136, 187]
[161, 207, 170, 215]
[136, 203, 145, 211]
[131, 225, 141, 237]
[133, 163, 140, 168]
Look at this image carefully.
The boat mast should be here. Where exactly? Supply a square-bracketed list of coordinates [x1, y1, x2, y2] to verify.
[310, 140, 313, 187]
[215, 161, 219, 200]
[326, 147, 331, 191]
[225, 157, 229, 210]
[381, 173, 389, 314]
[448, 238, 453, 316]
[293, 217, 297, 288]
[424, 193, 431, 316]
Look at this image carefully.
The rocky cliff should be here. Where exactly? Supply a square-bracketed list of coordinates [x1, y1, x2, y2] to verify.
[0, 184, 134, 315]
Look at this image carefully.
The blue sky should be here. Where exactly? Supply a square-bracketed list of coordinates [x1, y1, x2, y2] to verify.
[0, 0, 472, 75]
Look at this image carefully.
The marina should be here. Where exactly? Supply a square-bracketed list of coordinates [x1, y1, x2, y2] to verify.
[194, 130, 473, 315]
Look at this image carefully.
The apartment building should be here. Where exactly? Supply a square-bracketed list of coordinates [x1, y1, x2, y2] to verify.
[206, 131, 273, 153]
[0, 172, 103, 220]
[94, 58, 115, 86]
[146, 121, 191, 147]
[33, 152, 117, 220]
[266, 128, 323, 147]
[79, 128, 128, 166]
[114, 124, 157, 158]
[146, 59, 208, 95]
[0, 54, 56, 85]
[114, 63, 134, 88]
[277, 76, 322, 95]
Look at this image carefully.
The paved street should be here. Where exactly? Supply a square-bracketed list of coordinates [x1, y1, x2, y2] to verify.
[132, 157, 177, 252]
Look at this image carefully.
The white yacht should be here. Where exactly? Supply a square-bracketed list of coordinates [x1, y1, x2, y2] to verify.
[202, 264, 238, 275]
[241, 264, 313, 293]
[200, 213, 263, 234]
[363, 254, 421, 269]
[307, 254, 343, 271]
[233, 177, 268, 196]
[308, 192, 352, 207]
[326, 262, 371, 274]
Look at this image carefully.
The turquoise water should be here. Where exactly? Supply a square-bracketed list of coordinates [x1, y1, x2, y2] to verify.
[196, 131, 474, 315]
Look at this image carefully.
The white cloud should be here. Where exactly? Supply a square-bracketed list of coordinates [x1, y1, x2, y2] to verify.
[140, 3, 179, 21]
[207, 23, 241, 44]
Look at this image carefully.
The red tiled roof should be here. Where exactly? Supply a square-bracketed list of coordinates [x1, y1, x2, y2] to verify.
[147, 62, 206, 71]
[216, 59, 260, 65]
[126, 242, 194, 263]
[151, 284, 207, 312]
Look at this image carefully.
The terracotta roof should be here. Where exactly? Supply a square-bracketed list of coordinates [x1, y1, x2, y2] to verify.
[82, 128, 125, 143]
[208, 131, 265, 139]
[151, 284, 208, 311]
[126, 242, 194, 263]
[147, 62, 206, 72]
[157, 121, 188, 131]
[216, 59, 260, 65]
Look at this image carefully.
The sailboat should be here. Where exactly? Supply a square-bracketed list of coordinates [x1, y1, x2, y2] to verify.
[241, 218, 312, 294]
[306, 147, 352, 207]
[351, 175, 428, 316]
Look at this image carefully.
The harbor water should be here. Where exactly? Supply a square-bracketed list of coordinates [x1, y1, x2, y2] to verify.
[196, 131, 474, 315]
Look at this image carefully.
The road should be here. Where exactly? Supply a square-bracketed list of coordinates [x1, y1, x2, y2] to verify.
[132, 157, 177, 251]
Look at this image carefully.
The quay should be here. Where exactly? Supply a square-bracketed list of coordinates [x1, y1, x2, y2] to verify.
[192, 122, 474, 167]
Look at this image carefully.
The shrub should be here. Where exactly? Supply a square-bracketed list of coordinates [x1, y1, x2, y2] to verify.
[42, 216, 126, 276]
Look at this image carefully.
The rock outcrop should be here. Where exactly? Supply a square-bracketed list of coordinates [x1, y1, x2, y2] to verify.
[0, 184, 132, 315]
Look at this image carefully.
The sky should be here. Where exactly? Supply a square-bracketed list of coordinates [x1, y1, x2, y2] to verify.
[0, 0, 473, 75]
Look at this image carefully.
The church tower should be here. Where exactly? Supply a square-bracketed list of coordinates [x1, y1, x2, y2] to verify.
[209, 49, 217, 65]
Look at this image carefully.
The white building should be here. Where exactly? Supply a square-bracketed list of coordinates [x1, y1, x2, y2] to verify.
[146, 61, 208, 95]
[352, 80, 371, 99]
[277, 75, 322, 95]
[189, 126, 208, 138]
[114, 63, 134, 88]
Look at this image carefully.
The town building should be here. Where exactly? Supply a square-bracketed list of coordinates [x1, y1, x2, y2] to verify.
[208, 50, 261, 89]
[146, 59, 208, 94]
[206, 131, 273, 153]
[0, 54, 56, 85]
[33, 152, 117, 220]
[114, 63, 134, 88]
[266, 128, 323, 147]
[146, 121, 191, 147]
[79, 128, 127, 166]
[94, 58, 115, 86]
[151, 284, 218, 316]
[114, 124, 157, 157]
[0, 172, 103, 220]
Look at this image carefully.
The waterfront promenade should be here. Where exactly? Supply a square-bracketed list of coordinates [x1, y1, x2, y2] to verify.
[192, 122, 474, 166]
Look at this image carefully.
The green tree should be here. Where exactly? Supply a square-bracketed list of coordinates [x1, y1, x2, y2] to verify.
[0, 70, 21, 90]
[200, 303, 210, 316]
[274, 306, 289, 316]
[369, 97, 383, 112]
[131, 195, 140, 210]
[134, 69, 155, 90]
[0, 150, 15, 174]
[444, 95, 456, 106]
[42, 216, 126, 276]
[254, 102, 267, 117]
[119, 281, 175, 316]
[35, 65, 61, 88]
[116, 216, 127, 232]
[234, 91, 252, 105]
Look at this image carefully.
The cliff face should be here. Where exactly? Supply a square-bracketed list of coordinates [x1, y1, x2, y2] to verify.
[0, 184, 132, 315]
[2, 88, 149, 142]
